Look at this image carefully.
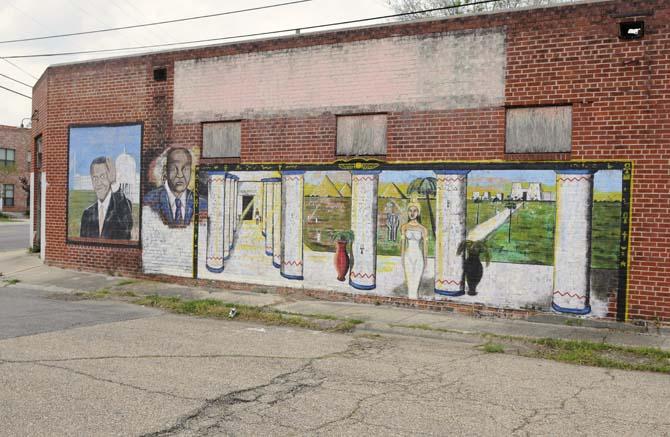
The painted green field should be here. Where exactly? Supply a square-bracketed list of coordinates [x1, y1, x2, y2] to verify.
[483, 201, 622, 269]
[301, 196, 622, 269]
[486, 202, 556, 265]
[466, 201, 500, 229]
[303, 197, 351, 253]
[68, 190, 139, 240]
[591, 202, 622, 269]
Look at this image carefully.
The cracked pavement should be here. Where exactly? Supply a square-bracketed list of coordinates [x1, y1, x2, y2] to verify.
[1, 302, 669, 436]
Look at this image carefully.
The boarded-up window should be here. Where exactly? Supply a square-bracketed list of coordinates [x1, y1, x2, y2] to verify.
[336, 114, 387, 156]
[506, 106, 572, 153]
[202, 122, 241, 158]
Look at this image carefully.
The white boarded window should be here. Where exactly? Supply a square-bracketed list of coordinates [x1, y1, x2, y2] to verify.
[203, 121, 241, 158]
[336, 114, 387, 156]
[506, 106, 572, 153]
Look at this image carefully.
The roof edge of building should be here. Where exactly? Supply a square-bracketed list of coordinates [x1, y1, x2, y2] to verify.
[44, 0, 616, 71]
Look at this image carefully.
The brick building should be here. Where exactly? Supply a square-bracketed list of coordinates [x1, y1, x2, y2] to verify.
[0, 125, 30, 214]
[31, 0, 670, 324]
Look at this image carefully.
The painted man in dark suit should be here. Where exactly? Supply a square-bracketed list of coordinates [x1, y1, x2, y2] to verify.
[80, 156, 133, 239]
[144, 147, 194, 227]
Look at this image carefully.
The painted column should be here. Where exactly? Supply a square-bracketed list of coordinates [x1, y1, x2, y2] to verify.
[552, 169, 595, 315]
[223, 174, 232, 260]
[262, 178, 278, 256]
[349, 170, 380, 290]
[228, 175, 238, 250]
[232, 177, 239, 233]
[281, 171, 305, 280]
[272, 181, 282, 268]
[205, 171, 226, 273]
[28, 172, 34, 248]
[434, 170, 469, 297]
[261, 182, 266, 234]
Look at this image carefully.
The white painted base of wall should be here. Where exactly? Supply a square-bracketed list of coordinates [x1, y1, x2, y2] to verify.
[197, 220, 609, 318]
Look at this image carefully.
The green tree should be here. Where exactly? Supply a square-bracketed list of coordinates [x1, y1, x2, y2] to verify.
[385, 0, 575, 19]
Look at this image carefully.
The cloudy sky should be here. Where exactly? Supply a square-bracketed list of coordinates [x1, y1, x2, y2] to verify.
[0, 0, 394, 127]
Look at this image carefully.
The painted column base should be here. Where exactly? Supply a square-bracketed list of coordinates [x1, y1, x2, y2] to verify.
[272, 261, 281, 269]
[206, 265, 225, 274]
[265, 250, 273, 256]
[435, 289, 465, 297]
[280, 272, 304, 280]
[349, 279, 376, 291]
[552, 302, 591, 315]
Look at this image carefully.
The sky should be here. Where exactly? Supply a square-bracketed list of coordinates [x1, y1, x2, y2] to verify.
[307, 169, 623, 193]
[0, 0, 393, 126]
[68, 124, 142, 187]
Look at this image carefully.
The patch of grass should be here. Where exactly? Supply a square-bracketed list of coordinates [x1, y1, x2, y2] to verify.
[75, 289, 111, 299]
[565, 319, 584, 327]
[482, 343, 505, 353]
[115, 279, 138, 287]
[392, 323, 670, 374]
[0, 212, 15, 222]
[526, 338, 670, 373]
[2, 278, 20, 285]
[134, 295, 362, 332]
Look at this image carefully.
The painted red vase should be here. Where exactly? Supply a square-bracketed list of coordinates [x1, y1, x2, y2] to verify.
[334, 241, 350, 282]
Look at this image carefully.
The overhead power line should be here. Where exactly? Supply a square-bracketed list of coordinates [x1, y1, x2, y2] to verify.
[0, 72, 32, 88]
[0, 0, 504, 60]
[0, 84, 31, 99]
[0, 57, 38, 80]
[0, 0, 312, 45]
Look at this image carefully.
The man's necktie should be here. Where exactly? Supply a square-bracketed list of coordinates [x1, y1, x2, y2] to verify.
[98, 203, 105, 236]
[175, 198, 183, 224]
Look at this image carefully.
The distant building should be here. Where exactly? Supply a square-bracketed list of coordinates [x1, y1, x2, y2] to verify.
[115, 150, 140, 204]
[0, 125, 30, 213]
[510, 182, 543, 201]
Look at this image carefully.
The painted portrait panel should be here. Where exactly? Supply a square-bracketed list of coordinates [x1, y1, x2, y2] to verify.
[67, 124, 141, 244]
[141, 145, 199, 277]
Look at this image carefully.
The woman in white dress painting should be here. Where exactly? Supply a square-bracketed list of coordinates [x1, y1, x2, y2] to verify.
[400, 201, 428, 299]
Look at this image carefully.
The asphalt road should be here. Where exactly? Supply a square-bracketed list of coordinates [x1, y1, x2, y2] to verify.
[0, 221, 29, 252]
[1, 284, 669, 436]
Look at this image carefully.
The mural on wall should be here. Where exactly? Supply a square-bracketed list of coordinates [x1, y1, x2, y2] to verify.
[142, 146, 198, 277]
[140, 161, 630, 319]
[67, 124, 141, 243]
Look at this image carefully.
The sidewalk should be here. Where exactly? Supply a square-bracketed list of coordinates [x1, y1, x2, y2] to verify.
[2, 249, 669, 350]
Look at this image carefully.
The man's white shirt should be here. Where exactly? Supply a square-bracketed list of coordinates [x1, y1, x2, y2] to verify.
[164, 181, 186, 221]
[97, 189, 112, 236]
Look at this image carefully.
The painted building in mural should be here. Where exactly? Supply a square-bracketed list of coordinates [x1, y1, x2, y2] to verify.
[30, 0, 670, 324]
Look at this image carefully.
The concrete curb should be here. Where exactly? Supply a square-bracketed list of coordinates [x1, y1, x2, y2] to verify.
[2, 251, 669, 351]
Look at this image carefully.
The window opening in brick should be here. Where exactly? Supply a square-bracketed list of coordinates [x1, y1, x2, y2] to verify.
[0, 148, 16, 167]
[2, 184, 14, 207]
[336, 114, 387, 156]
[202, 121, 241, 158]
[505, 106, 572, 154]
[35, 136, 42, 169]
[153, 67, 167, 82]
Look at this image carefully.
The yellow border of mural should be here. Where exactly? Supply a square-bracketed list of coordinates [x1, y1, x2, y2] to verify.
[195, 158, 634, 322]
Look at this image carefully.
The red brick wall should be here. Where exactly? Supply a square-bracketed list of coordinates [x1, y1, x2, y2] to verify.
[34, 0, 670, 322]
[0, 125, 31, 213]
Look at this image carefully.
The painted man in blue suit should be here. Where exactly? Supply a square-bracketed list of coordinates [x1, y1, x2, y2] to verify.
[144, 147, 194, 227]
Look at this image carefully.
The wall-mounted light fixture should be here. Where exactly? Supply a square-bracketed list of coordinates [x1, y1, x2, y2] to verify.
[620, 21, 644, 40]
